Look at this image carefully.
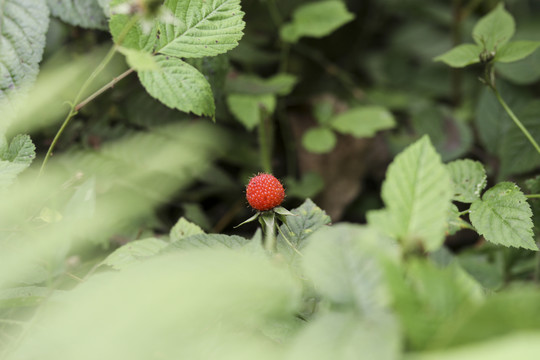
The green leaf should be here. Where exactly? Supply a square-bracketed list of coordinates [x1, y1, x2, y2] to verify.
[226, 73, 298, 96]
[280, 1, 355, 43]
[495, 41, 540, 63]
[370, 136, 453, 252]
[302, 127, 337, 154]
[170, 217, 205, 242]
[0, 0, 49, 100]
[286, 311, 400, 360]
[472, 3, 515, 51]
[118, 47, 159, 71]
[102, 238, 169, 270]
[156, 0, 245, 58]
[302, 224, 399, 310]
[434, 44, 482, 68]
[109, 1, 158, 52]
[277, 199, 331, 252]
[63, 177, 96, 220]
[331, 106, 396, 138]
[0, 286, 58, 308]
[0, 135, 36, 188]
[469, 182, 536, 250]
[446, 159, 487, 203]
[137, 55, 215, 116]
[164, 233, 249, 251]
[47, 0, 108, 30]
[226, 94, 276, 130]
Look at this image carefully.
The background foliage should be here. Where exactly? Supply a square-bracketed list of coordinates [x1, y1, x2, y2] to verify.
[2, 0, 540, 359]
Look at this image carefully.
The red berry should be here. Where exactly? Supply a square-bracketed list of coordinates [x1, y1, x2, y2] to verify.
[246, 173, 285, 211]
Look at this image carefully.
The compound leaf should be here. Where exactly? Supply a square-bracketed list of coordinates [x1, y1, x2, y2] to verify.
[469, 182, 536, 250]
[496, 41, 540, 63]
[137, 55, 215, 116]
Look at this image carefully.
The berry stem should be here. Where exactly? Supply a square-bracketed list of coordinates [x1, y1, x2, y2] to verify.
[260, 212, 277, 252]
[258, 111, 273, 173]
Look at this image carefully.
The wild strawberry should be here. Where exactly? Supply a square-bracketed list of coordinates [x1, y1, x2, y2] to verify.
[246, 173, 285, 211]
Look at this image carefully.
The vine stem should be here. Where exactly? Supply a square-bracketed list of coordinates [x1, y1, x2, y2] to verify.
[492, 86, 540, 156]
[38, 15, 140, 178]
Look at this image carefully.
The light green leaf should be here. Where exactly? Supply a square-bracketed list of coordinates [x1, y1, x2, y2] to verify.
[0, 134, 36, 188]
[170, 217, 205, 242]
[137, 55, 215, 116]
[164, 234, 249, 251]
[331, 106, 396, 138]
[374, 136, 453, 251]
[302, 127, 337, 154]
[226, 94, 276, 130]
[47, 0, 108, 30]
[63, 177, 96, 220]
[302, 224, 399, 311]
[277, 199, 331, 252]
[0, 0, 49, 100]
[434, 44, 482, 68]
[446, 159, 487, 203]
[109, 0, 158, 52]
[469, 182, 536, 250]
[118, 47, 159, 71]
[157, 0, 245, 58]
[226, 73, 298, 96]
[495, 41, 540, 63]
[0, 286, 59, 308]
[472, 3, 515, 51]
[287, 311, 400, 360]
[102, 238, 169, 270]
[280, 1, 355, 43]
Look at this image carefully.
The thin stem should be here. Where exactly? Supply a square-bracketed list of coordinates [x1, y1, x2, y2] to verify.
[526, 194, 540, 199]
[75, 68, 135, 112]
[38, 15, 140, 177]
[492, 87, 540, 156]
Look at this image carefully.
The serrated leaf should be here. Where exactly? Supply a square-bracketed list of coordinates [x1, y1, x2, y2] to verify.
[170, 217, 205, 242]
[302, 224, 399, 311]
[226, 73, 298, 96]
[495, 41, 540, 63]
[226, 94, 276, 130]
[277, 199, 331, 251]
[286, 311, 400, 360]
[447, 159, 487, 203]
[302, 127, 336, 154]
[102, 238, 169, 270]
[470, 182, 536, 250]
[47, 0, 108, 30]
[280, 1, 355, 43]
[165, 233, 249, 251]
[137, 55, 215, 116]
[118, 47, 158, 71]
[434, 43, 482, 68]
[375, 136, 453, 251]
[156, 0, 245, 58]
[331, 106, 396, 138]
[0, 0, 49, 101]
[473, 3, 515, 51]
[0, 135, 35, 188]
